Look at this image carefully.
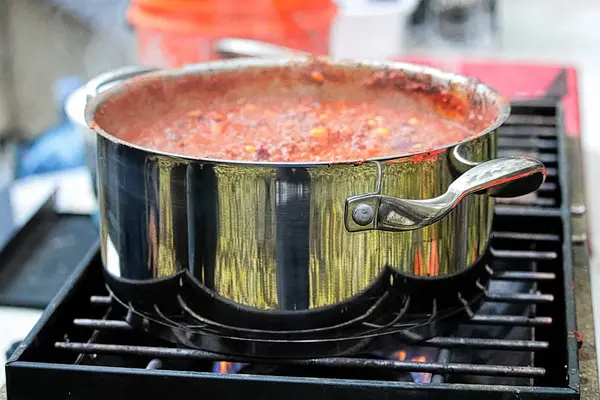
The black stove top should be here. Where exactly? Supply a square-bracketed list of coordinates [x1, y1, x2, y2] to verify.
[4, 101, 581, 399]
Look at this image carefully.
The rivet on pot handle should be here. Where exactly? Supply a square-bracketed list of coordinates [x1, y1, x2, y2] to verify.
[345, 156, 546, 232]
[86, 66, 159, 101]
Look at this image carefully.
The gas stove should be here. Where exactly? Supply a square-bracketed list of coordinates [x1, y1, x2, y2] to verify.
[3, 99, 597, 399]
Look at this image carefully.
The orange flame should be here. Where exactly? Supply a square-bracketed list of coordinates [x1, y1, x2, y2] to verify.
[391, 350, 408, 361]
[413, 248, 423, 276]
[213, 361, 244, 374]
[428, 240, 439, 277]
[219, 362, 231, 374]
[390, 349, 433, 383]
[413, 240, 440, 277]
[410, 355, 427, 363]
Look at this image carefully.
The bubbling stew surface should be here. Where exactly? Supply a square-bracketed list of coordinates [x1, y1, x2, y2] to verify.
[95, 62, 495, 163]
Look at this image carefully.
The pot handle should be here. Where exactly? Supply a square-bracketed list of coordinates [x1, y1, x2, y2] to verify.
[86, 66, 159, 100]
[214, 38, 306, 59]
[345, 156, 546, 233]
[448, 144, 544, 198]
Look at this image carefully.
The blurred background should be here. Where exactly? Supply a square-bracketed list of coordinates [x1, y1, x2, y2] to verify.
[0, 0, 598, 143]
[0, 0, 599, 386]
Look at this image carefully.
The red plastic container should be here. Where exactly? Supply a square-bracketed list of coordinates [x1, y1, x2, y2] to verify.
[128, 0, 337, 67]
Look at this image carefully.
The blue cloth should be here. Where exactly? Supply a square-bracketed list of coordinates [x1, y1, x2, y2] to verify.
[18, 76, 86, 178]
[91, 210, 100, 228]
[18, 76, 100, 227]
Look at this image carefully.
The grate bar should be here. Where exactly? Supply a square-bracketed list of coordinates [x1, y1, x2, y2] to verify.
[538, 182, 558, 192]
[529, 198, 557, 207]
[492, 232, 560, 242]
[545, 167, 558, 177]
[497, 138, 557, 149]
[496, 152, 558, 164]
[74, 319, 132, 330]
[491, 249, 558, 260]
[90, 296, 111, 305]
[494, 206, 561, 217]
[496, 198, 557, 207]
[536, 153, 559, 164]
[53, 342, 546, 378]
[424, 337, 548, 351]
[431, 349, 451, 383]
[468, 315, 552, 327]
[73, 313, 553, 331]
[503, 116, 556, 126]
[493, 271, 556, 281]
[486, 292, 554, 304]
[532, 153, 559, 164]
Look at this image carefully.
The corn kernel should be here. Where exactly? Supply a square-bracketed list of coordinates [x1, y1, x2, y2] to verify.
[245, 145, 256, 152]
[186, 110, 203, 117]
[374, 127, 390, 136]
[310, 128, 328, 137]
[311, 71, 325, 83]
[408, 117, 419, 125]
[212, 124, 223, 134]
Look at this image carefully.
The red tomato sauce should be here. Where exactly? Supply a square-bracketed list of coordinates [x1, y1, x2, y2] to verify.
[131, 99, 474, 162]
[96, 63, 490, 163]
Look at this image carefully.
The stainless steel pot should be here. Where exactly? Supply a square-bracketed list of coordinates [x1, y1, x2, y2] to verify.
[86, 58, 545, 332]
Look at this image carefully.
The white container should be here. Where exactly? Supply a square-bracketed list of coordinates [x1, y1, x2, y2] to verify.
[330, 0, 419, 60]
[65, 85, 91, 141]
[65, 85, 97, 192]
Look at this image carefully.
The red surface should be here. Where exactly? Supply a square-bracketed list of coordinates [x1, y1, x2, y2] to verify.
[398, 57, 581, 136]
[128, 0, 336, 66]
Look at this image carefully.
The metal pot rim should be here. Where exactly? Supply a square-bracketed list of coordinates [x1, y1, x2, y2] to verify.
[85, 57, 511, 168]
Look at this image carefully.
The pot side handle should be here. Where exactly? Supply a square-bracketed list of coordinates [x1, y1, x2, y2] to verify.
[449, 144, 545, 198]
[345, 156, 546, 233]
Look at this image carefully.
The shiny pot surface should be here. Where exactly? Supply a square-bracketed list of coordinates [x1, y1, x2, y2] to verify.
[87, 58, 545, 323]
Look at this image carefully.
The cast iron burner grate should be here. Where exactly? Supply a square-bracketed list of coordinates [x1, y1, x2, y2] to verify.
[5, 101, 579, 399]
